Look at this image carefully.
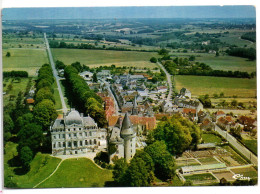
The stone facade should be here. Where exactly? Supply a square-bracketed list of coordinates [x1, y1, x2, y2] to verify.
[50, 109, 107, 155]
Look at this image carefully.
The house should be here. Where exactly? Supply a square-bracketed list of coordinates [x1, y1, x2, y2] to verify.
[79, 71, 93, 82]
[182, 108, 198, 121]
[217, 116, 236, 131]
[157, 86, 168, 93]
[161, 100, 178, 113]
[238, 116, 256, 131]
[97, 70, 111, 80]
[215, 110, 226, 121]
[180, 88, 191, 99]
[200, 118, 214, 131]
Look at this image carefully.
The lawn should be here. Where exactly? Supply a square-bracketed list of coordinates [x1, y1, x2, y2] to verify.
[52, 81, 62, 111]
[174, 75, 256, 98]
[242, 139, 257, 156]
[202, 133, 223, 144]
[52, 48, 158, 68]
[2, 48, 49, 76]
[38, 158, 113, 188]
[4, 142, 61, 188]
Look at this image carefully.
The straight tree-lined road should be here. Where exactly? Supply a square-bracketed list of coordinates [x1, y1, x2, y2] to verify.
[157, 62, 172, 101]
[44, 33, 68, 113]
[215, 124, 257, 166]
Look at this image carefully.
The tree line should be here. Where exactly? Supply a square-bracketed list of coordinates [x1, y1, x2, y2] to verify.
[4, 64, 58, 179]
[3, 71, 29, 78]
[226, 47, 256, 60]
[241, 32, 256, 43]
[49, 40, 156, 52]
[64, 64, 107, 127]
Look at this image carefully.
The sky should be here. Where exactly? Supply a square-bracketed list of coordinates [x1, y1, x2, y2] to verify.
[2, 6, 256, 20]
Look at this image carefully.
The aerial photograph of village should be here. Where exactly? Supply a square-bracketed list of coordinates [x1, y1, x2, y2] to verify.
[1, 5, 258, 189]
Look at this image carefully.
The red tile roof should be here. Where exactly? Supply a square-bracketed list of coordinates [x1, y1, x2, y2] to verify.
[108, 115, 157, 130]
[26, 98, 35, 104]
[216, 111, 225, 116]
[183, 108, 196, 114]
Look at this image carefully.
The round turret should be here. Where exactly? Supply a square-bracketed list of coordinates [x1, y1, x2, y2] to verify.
[120, 112, 135, 138]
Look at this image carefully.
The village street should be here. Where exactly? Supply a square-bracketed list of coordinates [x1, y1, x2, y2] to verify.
[157, 62, 172, 101]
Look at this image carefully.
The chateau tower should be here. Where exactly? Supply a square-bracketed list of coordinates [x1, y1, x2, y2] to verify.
[120, 112, 136, 162]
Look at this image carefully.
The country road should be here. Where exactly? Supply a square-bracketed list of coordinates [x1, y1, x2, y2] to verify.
[157, 62, 172, 101]
[44, 33, 68, 113]
[215, 124, 257, 166]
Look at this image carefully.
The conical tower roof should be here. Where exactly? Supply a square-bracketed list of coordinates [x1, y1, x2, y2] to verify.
[120, 112, 135, 138]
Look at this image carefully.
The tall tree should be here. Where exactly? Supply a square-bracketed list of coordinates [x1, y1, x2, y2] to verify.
[144, 141, 175, 181]
[33, 99, 57, 130]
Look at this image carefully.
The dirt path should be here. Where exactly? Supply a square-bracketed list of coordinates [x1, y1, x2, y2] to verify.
[33, 159, 64, 188]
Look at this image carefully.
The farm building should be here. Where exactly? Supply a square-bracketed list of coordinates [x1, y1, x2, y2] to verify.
[181, 163, 227, 175]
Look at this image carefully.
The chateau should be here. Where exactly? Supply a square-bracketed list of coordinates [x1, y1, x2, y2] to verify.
[108, 112, 136, 162]
[50, 109, 107, 155]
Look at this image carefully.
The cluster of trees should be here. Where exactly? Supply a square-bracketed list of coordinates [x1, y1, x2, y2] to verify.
[113, 141, 175, 186]
[55, 60, 66, 70]
[226, 47, 256, 60]
[64, 64, 107, 127]
[241, 32, 256, 43]
[198, 94, 212, 108]
[3, 71, 29, 78]
[148, 114, 201, 156]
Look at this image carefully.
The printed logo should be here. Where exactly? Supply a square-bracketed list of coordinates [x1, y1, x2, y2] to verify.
[232, 174, 251, 181]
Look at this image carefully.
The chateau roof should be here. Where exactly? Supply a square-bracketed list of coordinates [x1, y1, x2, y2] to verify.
[120, 112, 135, 137]
[65, 109, 83, 125]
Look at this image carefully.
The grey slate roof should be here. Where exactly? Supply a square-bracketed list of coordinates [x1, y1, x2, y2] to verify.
[120, 112, 135, 137]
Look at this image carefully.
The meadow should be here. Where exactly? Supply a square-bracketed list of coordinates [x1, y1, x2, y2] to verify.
[52, 48, 159, 68]
[4, 142, 61, 188]
[38, 158, 113, 188]
[2, 48, 49, 76]
[174, 75, 256, 98]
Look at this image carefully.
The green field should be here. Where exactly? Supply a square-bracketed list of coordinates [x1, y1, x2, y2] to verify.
[4, 142, 61, 188]
[196, 55, 256, 73]
[2, 48, 49, 76]
[2, 36, 45, 49]
[52, 48, 158, 68]
[242, 139, 257, 156]
[175, 75, 256, 98]
[202, 133, 223, 144]
[38, 158, 113, 188]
